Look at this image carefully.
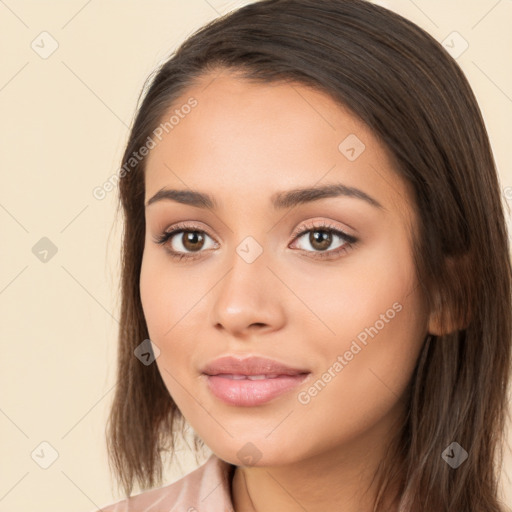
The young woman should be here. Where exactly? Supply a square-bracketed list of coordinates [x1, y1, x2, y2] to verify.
[98, 1, 512, 510]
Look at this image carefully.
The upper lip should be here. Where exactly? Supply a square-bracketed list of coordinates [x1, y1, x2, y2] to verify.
[201, 356, 310, 376]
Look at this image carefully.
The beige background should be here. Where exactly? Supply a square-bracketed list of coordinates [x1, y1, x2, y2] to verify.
[0, 1, 511, 511]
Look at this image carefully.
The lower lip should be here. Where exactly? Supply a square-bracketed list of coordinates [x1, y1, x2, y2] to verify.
[204, 373, 310, 406]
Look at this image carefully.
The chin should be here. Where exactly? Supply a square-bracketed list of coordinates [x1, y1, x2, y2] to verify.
[206, 437, 303, 468]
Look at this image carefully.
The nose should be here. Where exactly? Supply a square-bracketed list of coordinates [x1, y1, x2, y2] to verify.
[210, 246, 286, 339]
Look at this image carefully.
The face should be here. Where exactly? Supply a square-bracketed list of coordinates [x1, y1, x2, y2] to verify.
[140, 69, 430, 468]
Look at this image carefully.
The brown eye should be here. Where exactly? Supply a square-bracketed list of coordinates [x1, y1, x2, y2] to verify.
[159, 229, 216, 254]
[308, 230, 333, 251]
[153, 223, 218, 260]
[180, 231, 206, 252]
[289, 222, 358, 260]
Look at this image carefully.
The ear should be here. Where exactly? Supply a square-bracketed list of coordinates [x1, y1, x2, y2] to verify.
[427, 255, 471, 336]
[427, 293, 460, 336]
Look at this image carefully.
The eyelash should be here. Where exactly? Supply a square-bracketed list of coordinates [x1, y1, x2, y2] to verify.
[152, 221, 358, 262]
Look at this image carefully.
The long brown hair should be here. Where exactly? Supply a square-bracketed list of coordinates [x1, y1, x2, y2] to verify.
[106, 1, 512, 509]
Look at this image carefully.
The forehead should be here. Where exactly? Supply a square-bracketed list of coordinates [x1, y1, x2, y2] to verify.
[144, 70, 414, 220]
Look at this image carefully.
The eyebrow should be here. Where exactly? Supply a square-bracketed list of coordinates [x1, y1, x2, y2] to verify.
[145, 183, 384, 210]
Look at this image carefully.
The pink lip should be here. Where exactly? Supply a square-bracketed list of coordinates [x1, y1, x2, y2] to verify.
[201, 355, 311, 407]
[201, 355, 309, 376]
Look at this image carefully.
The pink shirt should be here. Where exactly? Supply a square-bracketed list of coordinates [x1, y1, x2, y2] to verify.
[94, 454, 237, 512]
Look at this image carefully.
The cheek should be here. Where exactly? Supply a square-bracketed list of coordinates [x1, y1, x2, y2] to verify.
[289, 279, 424, 455]
[139, 252, 192, 403]
[293, 228, 425, 402]
[139, 247, 207, 377]
[139, 250, 166, 338]
[289, 229, 420, 344]
[139, 246, 200, 339]
[326, 252, 424, 415]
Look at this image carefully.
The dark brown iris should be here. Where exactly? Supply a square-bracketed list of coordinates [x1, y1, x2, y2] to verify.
[309, 230, 332, 251]
[182, 231, 205, 252]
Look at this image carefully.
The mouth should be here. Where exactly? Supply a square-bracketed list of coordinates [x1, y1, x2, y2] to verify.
[210, 373, 294, 380]
[203, 373, 310, 406]
[201, 355, 309, 376]
[201, 355, 311, 406]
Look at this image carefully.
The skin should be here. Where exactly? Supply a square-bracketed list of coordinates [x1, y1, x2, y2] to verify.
[140, 69, 439, 512]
